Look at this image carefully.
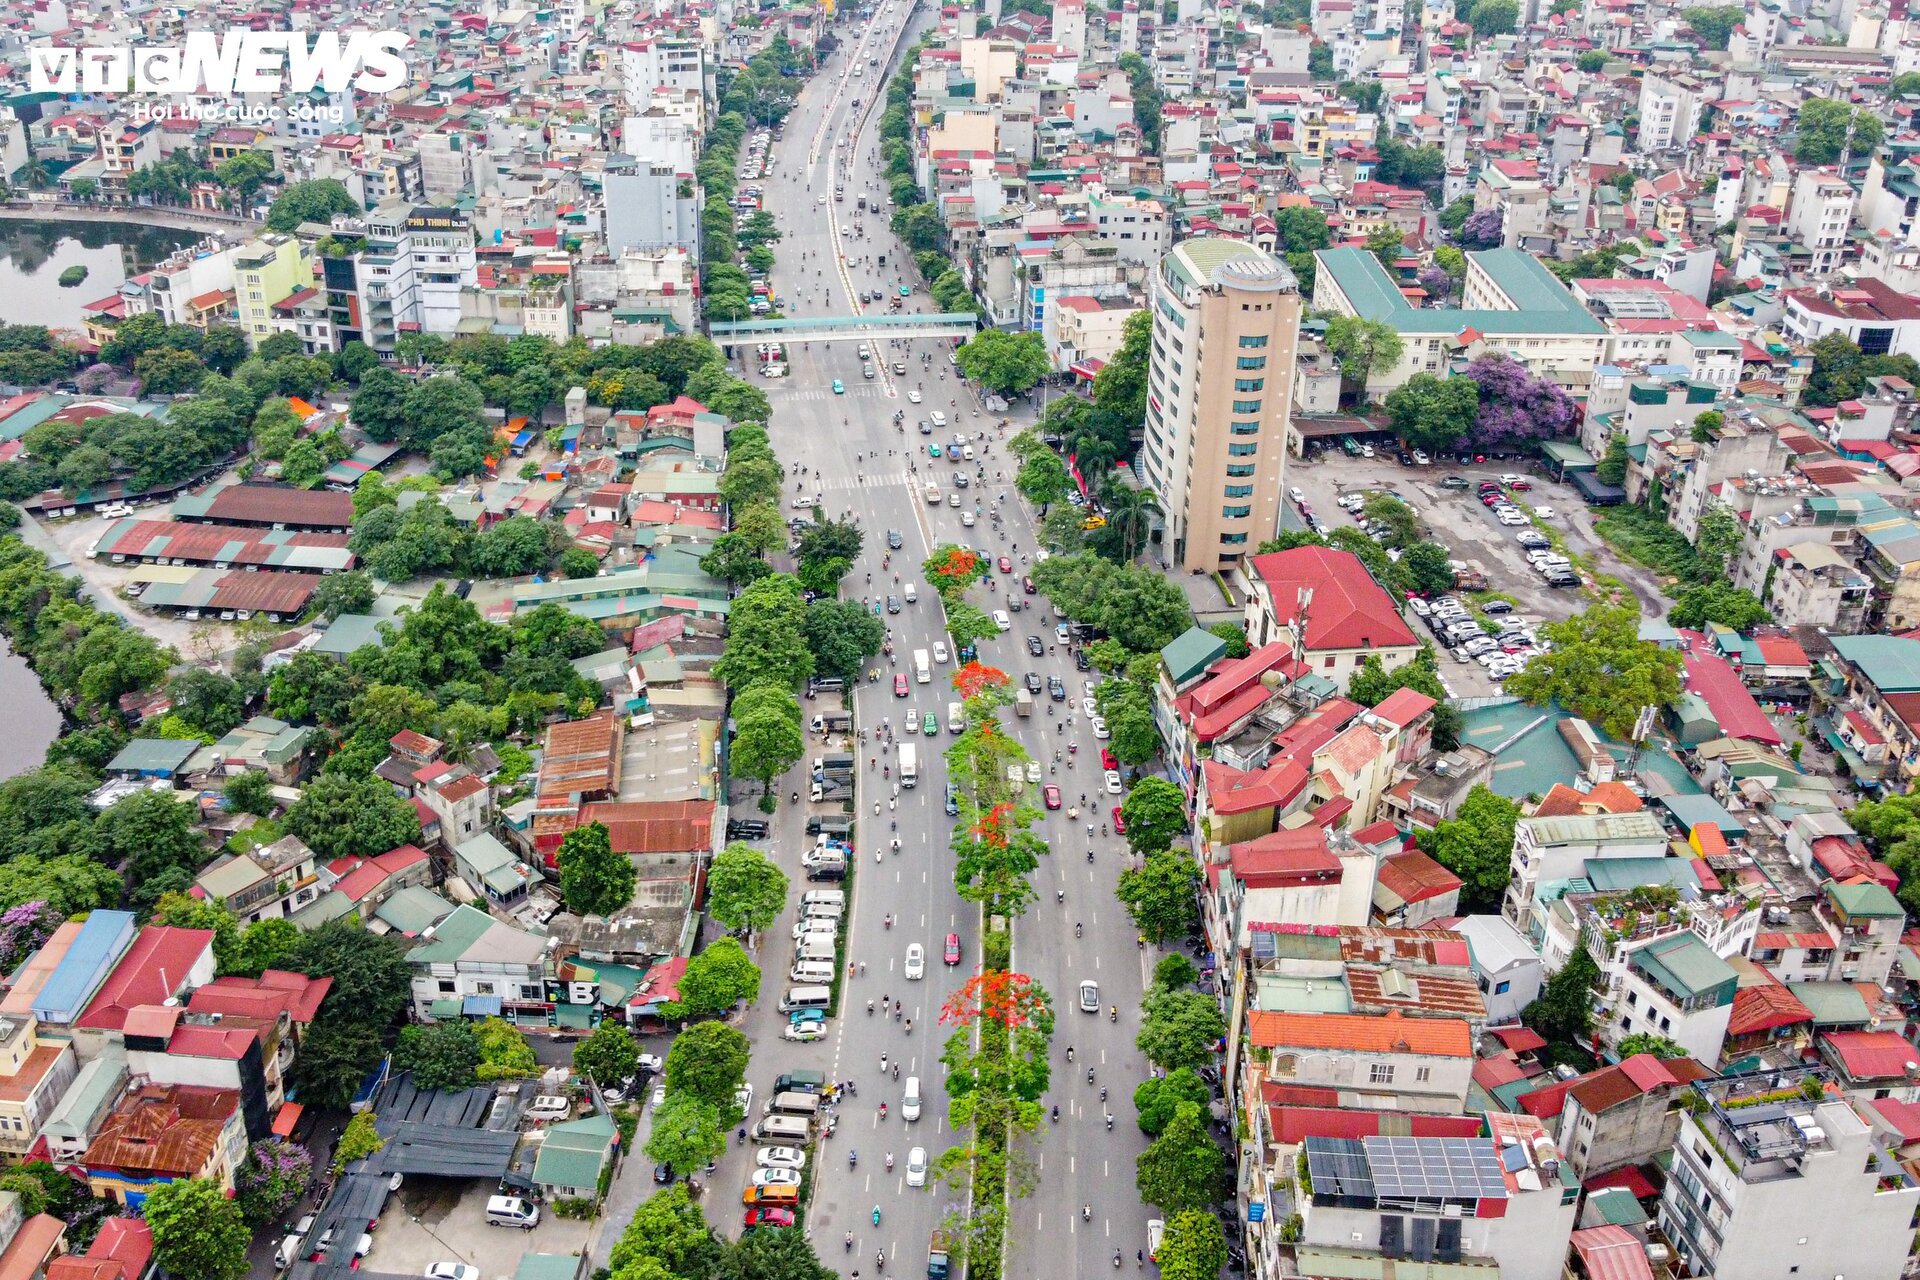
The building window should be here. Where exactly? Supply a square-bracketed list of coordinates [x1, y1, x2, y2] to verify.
[1228, 442, 1258, 456]
[1233, 378, 1264, 392]
[1227, 464, 1256, 478]
[1238, 334, 1269, 348]
[1415, 1066, 1431, 1083]
[1236, 356, 1266, 370]
[1223, 484, 1254, 498]
[1230, 421, 1259, 435]
[1221, 533, 1248, 544]
[1232, 400, 1261, 414]
[1369, 1063, 1395, 1084]
[1494, 980, 1510, 994]
[1222, 504, 1252, 519]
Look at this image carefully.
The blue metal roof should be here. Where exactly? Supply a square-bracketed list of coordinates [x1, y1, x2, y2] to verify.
[34, 910, 137, 1025]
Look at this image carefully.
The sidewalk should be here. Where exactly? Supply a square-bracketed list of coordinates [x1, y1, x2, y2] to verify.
[585, 1105, 656, 1268]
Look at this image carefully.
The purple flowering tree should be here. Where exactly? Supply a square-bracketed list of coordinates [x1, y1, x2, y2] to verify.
[1464, 354, 1579, 448]
[1457, 206, 1504, 248]
[0, 902, 63, 972]
[235, 1139, 315, 1227]
[1417, 266, 1453, 301]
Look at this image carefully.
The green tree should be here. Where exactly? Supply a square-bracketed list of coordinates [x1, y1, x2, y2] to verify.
[1417, 785, 1519, 912]
[146, 1179, 250, 1280]
[1683, 4, 1742, 47]
[713, 575, 813, 690]
[1595, 433, 1629, 485]
[265, 179, 358, 231]
[394, 1021, 480, 1091]
[1402, 540, 1456, 596]
[1159, 1210, 1229, 1280]
[1524, 945, 1599, 1054]
[646, 1092, 726, 1173]
[1577, 49, 1610, 72]
[284, 773, 422, 860]
[1106, 691, 1160, 768]
[804, 598, 885, 682]
[1016, 449, 1073, 509]
[1119, 777, 1188, 856]
[1321, 314, 1406, 399]
[1467, 0, 1518, 34]
[279, 439, 326, 488]
[222, 769, 276, 818]
[1694, 506, 1745, 581]
[609, 1185, 724, 1280]
[707, 842, 789, 936]
[573, 1024, 641, 1085]
[557, 821, 636, 917]
[1132, 1067, 1211, 1136]
[955, 329, 1050, 397]
[664, 1020, 752, 1119]
[731, 699, 805, 799]
[1113, 855, 1198, 948]
[332, 1110, 385, 1173]
[1137, 988, 1225, 1073]
[1207, 622, 1250, 659]
[1668, 581, 1771, 632]
[309, 569, 375, 622]
[670, 938, 762, 1020]
[1135, 1101, 1227, 1213]
[1617, 1032, 1689, 1060]
[1794, 98, 1882, 167]
[1507, 603, 1683, 742]
[289, 1019, 383, 1111]
[1384, 373, 1480, 453]
[1346, 650, 1461, 751]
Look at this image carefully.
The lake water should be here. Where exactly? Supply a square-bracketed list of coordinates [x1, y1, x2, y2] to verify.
[0, 219, 202, 330]
[0, 637, 61, 780]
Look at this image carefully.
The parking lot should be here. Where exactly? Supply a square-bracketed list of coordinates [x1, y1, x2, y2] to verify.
[349, 1174, 597, 1277]
[1285, 452, 1662, 698]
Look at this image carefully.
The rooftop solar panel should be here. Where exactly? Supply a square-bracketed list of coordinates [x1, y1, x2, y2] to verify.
[1304, 1137, 1375, 1201]
[1362, 1137, 1508, 1202]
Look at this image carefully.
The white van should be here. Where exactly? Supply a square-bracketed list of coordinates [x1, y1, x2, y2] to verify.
[802, 901, 845, 922]
[904, 582, 917, 603]
[789, 959, 836, 984]
[274, 1232, 306, 1270]
[779, 984, 833, 1012]
[525, 1095, 571, 1121]
[802, 890, 846, 909]
[752, 1114, 813, 1143]
[795, 936, 837, 963]
[486, 1196, 541, 1229]
[903, 1075, 922, 1121]
[947, 702, 965, 734]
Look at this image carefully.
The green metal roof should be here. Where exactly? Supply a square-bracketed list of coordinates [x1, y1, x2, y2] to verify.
[514, 1256, 587, 1280]
[1165, 237, 1274, 291]
[1827, 879, 1904, 920]
[1631, 932, 1736, 1005]
[1830, 635, 1920, 692]
[1161, 626, 1227, 686]
[1792, 980, 1871, 1026]
[1317, 247, 1605, 336]
[106, 739, 203, 774]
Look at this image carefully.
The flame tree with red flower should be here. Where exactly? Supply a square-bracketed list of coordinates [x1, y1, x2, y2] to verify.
[938, 970, 1055, 1150]
[922, 543, 988, 604]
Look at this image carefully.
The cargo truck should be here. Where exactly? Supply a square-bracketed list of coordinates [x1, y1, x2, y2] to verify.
[899, 743, 918, 788]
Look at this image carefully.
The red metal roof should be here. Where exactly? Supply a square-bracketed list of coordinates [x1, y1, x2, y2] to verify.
[1227, 828, 1341, 886]
[1824, 1030, 1920, 1081]
[1245, 546, 1418, 651]
[1678, 633, 1783, 746]
[200, 484, 352, 529]
[77, 928, 216, 1031]
[1570, 1225, 1656, 1280]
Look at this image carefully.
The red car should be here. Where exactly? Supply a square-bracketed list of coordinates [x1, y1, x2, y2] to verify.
[1112, 806, 1126, 835]
[744, 1208, 795, 1229]
[944, 932, 962, 965]
[998, 556, 1013, 573]
[1043, 784, 1062, 810]
[1507, 479, 1532, 491]
[893, 673, 908, 697]
[1023, 576, 1036, 594]
[1101, 747, 1118, 771]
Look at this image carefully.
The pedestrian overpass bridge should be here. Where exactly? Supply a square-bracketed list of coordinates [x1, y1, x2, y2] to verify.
[709, 313, 980, 345]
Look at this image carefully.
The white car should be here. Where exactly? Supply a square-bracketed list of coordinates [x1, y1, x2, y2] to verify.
[992, 609, 1010, 631]
[1104, 770, 1122, 794]
[1081, 697, 1098, 717]
[1091, 716, 1109, 739]
[736, 1083, 754, 1117]
[783, 1022, 827, 1042]
[758, 1147, 808, 1170]
[793, 919, 836, 941]
[930, 411, 948, 427]
[961, 511, 976, 526]
[650, 1082, 667, 1110]
[962, 445, 975, 460]
[751, 1167, 803, 1187]
[1289, 487, 1306, 504]
[906, 1145, 929, 1187]
[1533, 506, 1555, 519]
[1025, 760, 1041, 782]
[908, 389, 922, 403]
[1360, 444, 1375, 457]
[427, 1265, 480, 1280]
[933, 641, 950, 663]
[905, 943, 926, 980]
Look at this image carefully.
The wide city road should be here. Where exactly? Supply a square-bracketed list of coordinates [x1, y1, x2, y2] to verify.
[715, 8, 1162, 1279]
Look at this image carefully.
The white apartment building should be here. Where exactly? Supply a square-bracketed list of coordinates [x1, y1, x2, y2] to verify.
[1637, 73, 1705, 152]
[1660, 1070, 1920, 1280]
[621, 38, 704, 110]
[1502, 811, 1668, 936]
[1786, 170, 1857, 276]
[1141, 238, 1301, 573]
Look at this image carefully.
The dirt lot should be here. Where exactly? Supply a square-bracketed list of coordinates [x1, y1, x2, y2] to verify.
[31, 508, 221, 654]
[1285, 452, 1662, 697]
